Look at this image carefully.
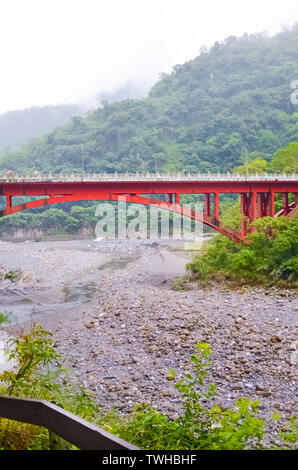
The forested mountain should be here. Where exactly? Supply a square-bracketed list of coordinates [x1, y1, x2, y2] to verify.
[96, 79, 153, 104]
[1, 25, 298, 173]
[0, 104, 83, 153]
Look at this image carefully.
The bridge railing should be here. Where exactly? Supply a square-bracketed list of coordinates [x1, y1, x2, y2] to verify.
[0, 395, 139, 450]
[0, 172, 297, 183]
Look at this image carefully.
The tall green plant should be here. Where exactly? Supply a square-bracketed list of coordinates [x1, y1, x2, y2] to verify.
[98, 343, 266, 450]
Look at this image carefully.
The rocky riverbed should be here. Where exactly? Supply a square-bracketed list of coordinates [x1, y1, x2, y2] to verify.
[1, 238, 297, 441]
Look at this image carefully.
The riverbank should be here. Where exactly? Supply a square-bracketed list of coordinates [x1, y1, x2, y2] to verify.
[1, 238, 297, 438]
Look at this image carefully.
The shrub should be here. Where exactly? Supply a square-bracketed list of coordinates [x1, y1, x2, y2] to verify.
[187, 216, 298, 285]
[99, 343, 266, 450]
[0, 324, 99, 449]
[0, 311, 11, 326]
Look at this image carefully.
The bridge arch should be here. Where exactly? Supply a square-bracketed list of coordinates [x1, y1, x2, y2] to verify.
[1, 173, 297, 243]
[0, 193, 244, 243]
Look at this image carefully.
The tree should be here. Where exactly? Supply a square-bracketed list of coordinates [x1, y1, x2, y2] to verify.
[270, 142, 298, 173]
[233, 158, 268, 175]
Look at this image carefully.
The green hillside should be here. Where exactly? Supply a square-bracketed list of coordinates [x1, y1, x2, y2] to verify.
[1, 26, 298, 174]
[0, 104, 83, 153]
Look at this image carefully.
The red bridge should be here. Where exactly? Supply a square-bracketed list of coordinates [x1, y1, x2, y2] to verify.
[0, 172, 297, 243]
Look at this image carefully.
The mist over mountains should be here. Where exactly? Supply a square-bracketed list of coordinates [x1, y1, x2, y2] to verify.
[0, 79, 153, 153]
[1, 25, 298, 173]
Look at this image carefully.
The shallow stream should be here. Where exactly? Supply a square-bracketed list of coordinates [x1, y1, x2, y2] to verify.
[0, 256, 134, 325]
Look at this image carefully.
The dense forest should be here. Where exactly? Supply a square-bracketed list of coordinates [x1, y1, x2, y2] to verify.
[0, 104, 82, 153]
[0, 80, 151, 155]
[1, 25, 298, 174]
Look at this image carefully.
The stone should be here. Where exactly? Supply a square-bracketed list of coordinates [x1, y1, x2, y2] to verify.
[233, 382, 243, 390]
[270, 336, 284, 343]
[260, 391, 272, 397]
[256, 384, 267, 391]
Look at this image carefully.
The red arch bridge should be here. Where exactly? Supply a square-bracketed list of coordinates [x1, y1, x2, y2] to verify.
[0, 172, 297, 243]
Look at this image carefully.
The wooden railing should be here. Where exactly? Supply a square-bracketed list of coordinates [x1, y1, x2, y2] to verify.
[0, 395, 139, 450]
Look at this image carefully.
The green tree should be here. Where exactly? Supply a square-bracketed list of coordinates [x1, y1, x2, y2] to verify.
[270, 142, 298, 173]
[234, 158, 268, 175]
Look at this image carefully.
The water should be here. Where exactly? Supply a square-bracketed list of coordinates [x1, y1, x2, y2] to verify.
[0, 256, 134, 325]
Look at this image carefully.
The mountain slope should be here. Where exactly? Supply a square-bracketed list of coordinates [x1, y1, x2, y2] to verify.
[0, 104, 83, 153]
[1, 25, 298, 173]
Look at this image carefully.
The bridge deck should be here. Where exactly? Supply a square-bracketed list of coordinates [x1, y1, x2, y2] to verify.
[0, 172, 297, 243]
[0, 172, 297, 183]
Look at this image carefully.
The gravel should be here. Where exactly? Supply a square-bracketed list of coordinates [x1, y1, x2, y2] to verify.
[1, 238, 297, 441]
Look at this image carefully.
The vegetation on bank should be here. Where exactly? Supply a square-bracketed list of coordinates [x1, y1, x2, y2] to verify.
[0, 204, 100, 238]
[0, 269, 21, 282]
[0, 325, 99, 450]
[0, 311, 11, 326]
[187, 216, 298, 286]
[0, 324, 297, 450]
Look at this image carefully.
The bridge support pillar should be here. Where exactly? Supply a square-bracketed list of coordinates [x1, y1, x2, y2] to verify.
[204, 194, 211, 217]
[256, 192, 274, 218]
[283, 192, 289, 211]
[242, 191, 275, 236]
[268, 191, 275, 217]
[213, 193, 219, 221]
[256, 193, 263, 218]
[241, 192, 257, 236]
[168, 193, 180, 205]
[240, 194, 247, 237]
[6, 195, 12, 210]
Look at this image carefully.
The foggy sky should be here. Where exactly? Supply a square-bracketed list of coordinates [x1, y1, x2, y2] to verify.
[0, 0, 297, 114]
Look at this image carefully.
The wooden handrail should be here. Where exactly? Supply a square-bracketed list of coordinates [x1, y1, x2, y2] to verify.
[0, 395, 139, 450]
